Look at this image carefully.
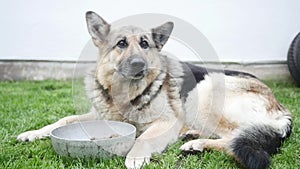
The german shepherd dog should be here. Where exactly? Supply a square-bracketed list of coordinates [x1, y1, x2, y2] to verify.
[18, 11, 292, 169]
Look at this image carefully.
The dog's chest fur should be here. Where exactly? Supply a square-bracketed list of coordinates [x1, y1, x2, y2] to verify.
[84, 57, 193, 134]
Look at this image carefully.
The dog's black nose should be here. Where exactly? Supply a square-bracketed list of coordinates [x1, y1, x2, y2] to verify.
[118, 56, 148, 79]
[129, 57, 146, 70]
[127, 57, 147, 79]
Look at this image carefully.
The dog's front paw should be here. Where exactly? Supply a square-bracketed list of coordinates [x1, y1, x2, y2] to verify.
[125, 156, 150, 169]
[17, 130, 48, 142]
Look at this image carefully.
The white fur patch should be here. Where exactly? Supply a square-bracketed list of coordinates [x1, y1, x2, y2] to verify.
[184, 73, 291, 138]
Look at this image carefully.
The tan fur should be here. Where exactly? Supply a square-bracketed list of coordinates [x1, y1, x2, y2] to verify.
[217, 116, 239, 133]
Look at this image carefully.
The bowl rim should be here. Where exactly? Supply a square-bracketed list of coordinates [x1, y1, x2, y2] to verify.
[49, 120, 136, 142]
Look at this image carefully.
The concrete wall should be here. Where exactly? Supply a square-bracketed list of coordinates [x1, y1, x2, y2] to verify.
[1, 0, 300, 62]
[0, 61, 291, 81]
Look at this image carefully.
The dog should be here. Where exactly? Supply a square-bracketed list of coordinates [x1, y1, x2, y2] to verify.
[17, 11, 292, 169]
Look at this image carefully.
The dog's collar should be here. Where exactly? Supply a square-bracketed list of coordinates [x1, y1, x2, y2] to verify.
[92, 70, 166, 112]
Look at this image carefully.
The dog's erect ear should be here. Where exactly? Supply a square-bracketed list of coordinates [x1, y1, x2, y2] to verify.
[86, 11, 110, 43]
[152, 22, 174, 51]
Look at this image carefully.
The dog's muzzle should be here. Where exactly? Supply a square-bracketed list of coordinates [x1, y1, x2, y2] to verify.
[118, 56, 148, 80]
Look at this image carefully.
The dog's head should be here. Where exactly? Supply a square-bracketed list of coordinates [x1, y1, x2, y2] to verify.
[85, 11, 173, 87]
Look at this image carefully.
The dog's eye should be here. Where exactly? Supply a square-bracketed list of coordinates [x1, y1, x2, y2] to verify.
[140, 40, 149, 49]
[117, 40, 128, 49]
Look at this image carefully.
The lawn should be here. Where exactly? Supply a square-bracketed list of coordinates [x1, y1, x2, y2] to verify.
[0, 80, 299, 169]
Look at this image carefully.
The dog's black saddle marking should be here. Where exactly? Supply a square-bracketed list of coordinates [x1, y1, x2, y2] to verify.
[180, 62, 257, 100]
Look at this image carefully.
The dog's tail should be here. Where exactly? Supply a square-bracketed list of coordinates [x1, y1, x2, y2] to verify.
[230, 118, 292, 169]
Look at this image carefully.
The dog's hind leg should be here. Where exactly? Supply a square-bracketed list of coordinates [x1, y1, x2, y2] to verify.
[17, 108, 98, 142]
[180, 137, 233, 155]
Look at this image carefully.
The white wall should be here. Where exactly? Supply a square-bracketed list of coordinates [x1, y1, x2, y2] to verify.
[0, 0, 300, 62]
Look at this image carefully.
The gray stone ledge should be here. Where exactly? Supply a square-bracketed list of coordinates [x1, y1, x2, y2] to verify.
[0, 60, 292, 81]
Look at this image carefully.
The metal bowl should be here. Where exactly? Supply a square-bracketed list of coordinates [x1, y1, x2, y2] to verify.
[50, 120, 136, 158]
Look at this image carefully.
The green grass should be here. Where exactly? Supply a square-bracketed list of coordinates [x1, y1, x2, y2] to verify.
[0, 80, 299, 168]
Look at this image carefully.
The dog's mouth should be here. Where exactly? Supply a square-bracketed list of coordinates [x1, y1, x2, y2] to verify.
[121, 70, 147, 80]
[131, 69, 147, 80]
[118, 69, 148, 80]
